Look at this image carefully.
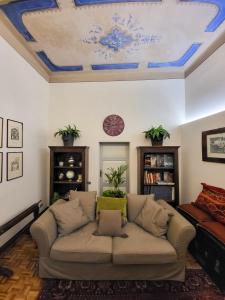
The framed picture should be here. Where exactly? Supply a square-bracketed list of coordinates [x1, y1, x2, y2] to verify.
[7, 119, 23, 148]
[7, 152, 23, 181]
[0, 117, 3, 148]
[0, 152, 2, 183]
[202, 127, 225, 163]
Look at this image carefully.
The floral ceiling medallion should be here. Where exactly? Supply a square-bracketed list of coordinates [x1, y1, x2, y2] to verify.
[99, 27, 133, 52]
[83, 13, 161, 60]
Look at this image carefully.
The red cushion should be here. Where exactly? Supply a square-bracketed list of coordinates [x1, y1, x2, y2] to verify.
[178, 203, 212, 222]
[199, 221, 225, 244]
[201, 182, 225, 198]
[194, 192, 225, 225]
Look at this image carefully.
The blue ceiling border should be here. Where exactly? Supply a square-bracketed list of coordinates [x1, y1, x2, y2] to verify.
[180, 0, 225, 32]
[74, 0, 161, 6]
[0, 0, 58, 41]
[37, 51, 83, 72]
[92, 63, 139, 70]
[148, 43, 202, 68]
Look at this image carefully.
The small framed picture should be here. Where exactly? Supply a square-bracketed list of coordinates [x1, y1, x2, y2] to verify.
[7, 152, 23, 181]
[202, 127, 225, 163]
[7, 119, 23, 148]
[0, 117, 3, 148]
[0, 152, 2, 183]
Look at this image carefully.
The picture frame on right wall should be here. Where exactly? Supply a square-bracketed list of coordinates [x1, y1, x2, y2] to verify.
[202, 127, 225, 163]
[0, 117, 3, 148]
[0, 152, 2, 183]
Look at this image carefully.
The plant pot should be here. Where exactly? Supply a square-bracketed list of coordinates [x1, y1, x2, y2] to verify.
[151, 137, 163, 146]
[62, 134, 75, 146]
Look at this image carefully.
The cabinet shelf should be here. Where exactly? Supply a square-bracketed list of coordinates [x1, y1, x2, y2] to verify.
[49, 146, 89, 205]
[137, 146, 179, 207]
[54, 181, 83, 184]
[54, 166, 82, 169]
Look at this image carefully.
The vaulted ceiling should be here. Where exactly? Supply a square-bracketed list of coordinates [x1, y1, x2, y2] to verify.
[0, 0, 225, 82]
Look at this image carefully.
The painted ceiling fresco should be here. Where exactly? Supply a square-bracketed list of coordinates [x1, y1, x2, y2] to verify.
[0, 0, 225, 82]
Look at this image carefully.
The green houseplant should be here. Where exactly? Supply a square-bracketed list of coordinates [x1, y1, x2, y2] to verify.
[103, 164, 128, 198]
[54, 124, 80, 146]
[143, 125, 170, 146]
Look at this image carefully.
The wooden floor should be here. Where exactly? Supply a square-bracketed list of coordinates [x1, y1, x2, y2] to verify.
[0, 234, 42, 300]
[0, 233, 200, 300]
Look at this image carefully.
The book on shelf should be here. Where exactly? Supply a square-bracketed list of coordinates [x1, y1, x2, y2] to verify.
[163, 171, 173, 183]
[164, 154, 174, 167]
[156, 154, 164, 167]
[143, 185, 175, 202]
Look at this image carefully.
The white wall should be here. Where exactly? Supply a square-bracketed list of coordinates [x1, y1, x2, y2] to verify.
[185, 42, 225, 123]
[181, 111, 225, 203]
[0, 36, 49, 244]
[49, 80, 185, 194]
[181, 42, 225, 203]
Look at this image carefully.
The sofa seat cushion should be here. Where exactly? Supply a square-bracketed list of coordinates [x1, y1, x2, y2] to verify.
[50, 222, 112, 263]
[113, 223, 177, 265]
[199, 221, 225, 244]
[178, 204, 212, 223]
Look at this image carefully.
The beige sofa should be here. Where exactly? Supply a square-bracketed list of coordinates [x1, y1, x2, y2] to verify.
[30, 198, 195, 281]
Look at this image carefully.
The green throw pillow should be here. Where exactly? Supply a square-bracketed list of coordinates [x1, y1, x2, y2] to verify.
[96, 197, 127, 225]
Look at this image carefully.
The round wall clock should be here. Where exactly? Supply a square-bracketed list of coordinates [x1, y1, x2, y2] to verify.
[103, 114, 125, 136]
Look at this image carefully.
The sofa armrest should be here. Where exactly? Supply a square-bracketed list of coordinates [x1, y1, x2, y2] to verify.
[157, 200, 196, 260]
[30, 199, 65, 257]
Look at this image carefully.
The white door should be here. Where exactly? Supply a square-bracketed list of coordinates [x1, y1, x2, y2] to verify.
[100, 143, 129, 195]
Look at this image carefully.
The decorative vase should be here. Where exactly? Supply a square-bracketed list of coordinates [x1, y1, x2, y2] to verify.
[151, 137, 163, 146]
[62, 134, 74, 146]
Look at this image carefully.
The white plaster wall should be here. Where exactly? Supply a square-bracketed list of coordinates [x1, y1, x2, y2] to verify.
[185, 42, 225, 123]
[49, 80, 185, 194]
[181, 111, 225, 203]
[0, 37, 49, 240]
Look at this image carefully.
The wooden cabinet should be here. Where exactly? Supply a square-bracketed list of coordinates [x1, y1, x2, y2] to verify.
[137, 146, 180, 207]
[49, 146, 89, 204]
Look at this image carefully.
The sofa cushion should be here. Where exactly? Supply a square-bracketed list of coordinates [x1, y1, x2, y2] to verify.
[69, 191, 97, 221]
[178, 203, 212, 223]
[127, 194, 154, 222]
[96, 197, 127, 225]
[50, 222, 112, 263]
[199, 221, 225, 244]
[113, 223, 177, 264]
[201, 182, 225, 197]
[194, 191, 225, 225]
[50, 198, 90, 236]
[135, 198, 173, 238]
[94, 210, 124, 237]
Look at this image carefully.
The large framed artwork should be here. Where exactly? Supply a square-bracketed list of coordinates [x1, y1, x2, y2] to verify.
[7, 152, 23, 181]
[202, 127, 225, 163]
[0, 152, 2, 183]
[7, 119, 23, 148]
[0, 117, 3, 148]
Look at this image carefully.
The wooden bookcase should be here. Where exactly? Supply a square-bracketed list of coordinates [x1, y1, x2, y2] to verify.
[49, 146, 89, 204]
[137, 146, 180, 207]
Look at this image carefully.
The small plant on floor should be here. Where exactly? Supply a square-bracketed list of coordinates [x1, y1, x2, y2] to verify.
[143, 125, 170, 146]
[54, 124, 80, 146]
[103, 164, 128, 198]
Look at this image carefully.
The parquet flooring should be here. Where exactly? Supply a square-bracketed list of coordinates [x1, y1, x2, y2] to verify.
[0, 234, 42, 300]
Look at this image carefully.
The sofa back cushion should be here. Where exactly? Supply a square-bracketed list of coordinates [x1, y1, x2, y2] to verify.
[96, 197, 127, 225]
[69, 191, 97, 221]
[127, 194, 154, 222]
[135, 198, 173, 238]
[50, 198, 90, 235]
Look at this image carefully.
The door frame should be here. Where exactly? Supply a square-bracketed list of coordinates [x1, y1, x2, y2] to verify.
[99, 142, 130, 196]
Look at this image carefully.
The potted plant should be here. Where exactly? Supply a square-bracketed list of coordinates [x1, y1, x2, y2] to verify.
[143, 125, 170, 146]
[54, 124, 80, 146]
[103, 164, 128, 198]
